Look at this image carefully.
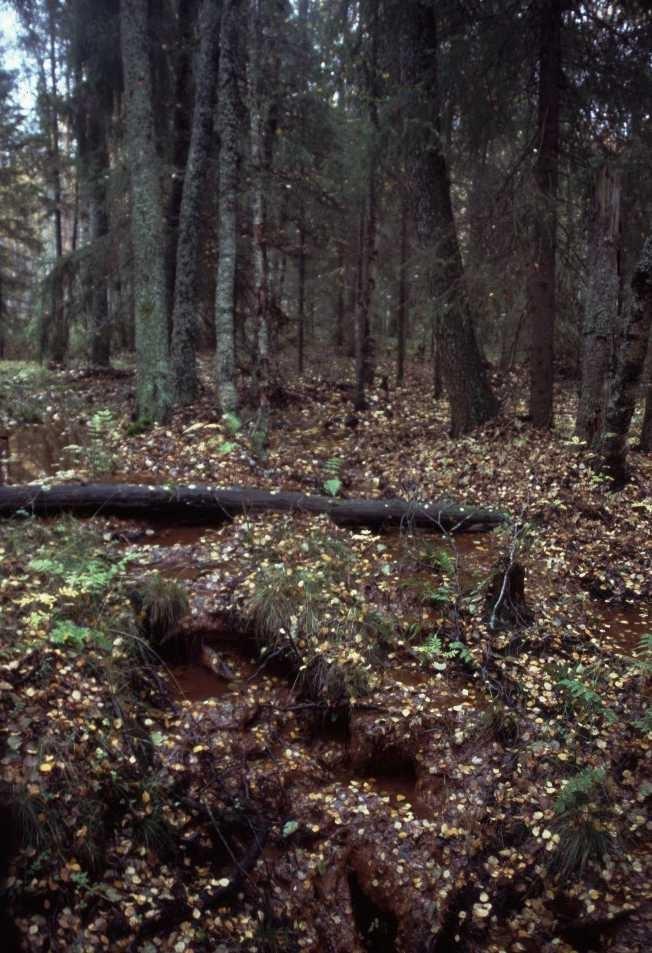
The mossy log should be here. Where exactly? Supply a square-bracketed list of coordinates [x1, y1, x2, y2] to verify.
[0, 483, 505, 533]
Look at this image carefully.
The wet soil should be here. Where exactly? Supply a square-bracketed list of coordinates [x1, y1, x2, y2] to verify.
[3, 413, 651, 952]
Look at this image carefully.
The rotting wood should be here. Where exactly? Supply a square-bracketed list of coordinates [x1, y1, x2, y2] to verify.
[0, 483, 506, 532]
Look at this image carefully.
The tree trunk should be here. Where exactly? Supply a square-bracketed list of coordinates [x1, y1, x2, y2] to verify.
[576, 159, 622, 444]
[214, 0, 241, 416]
[165, 0, 198, 330]
[0, 271, 5, 359]
[396, 193, 409, 385]
[77, 81, 112, 370]
[597, 234, 652, 485]
[641, 386, 652, 451]
[0, 483, 505, 533]
[88, 151, 111, 368]
[401, 3, 497, 436]
[297, 216, 307, 373]
[120, 0, 172, 423]
[641, 339, 652, 451]
[248, 0, 270, 456]
[335, 243, 345, 348]
[170, 0, 221, 405]
[526, 0, 562, 429]
[45, 0, 67, 365]
[354, 0, 379, 412]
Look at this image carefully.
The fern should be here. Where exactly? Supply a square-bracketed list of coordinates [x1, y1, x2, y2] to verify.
[554, 767, 606, 816]
[630, 633, 652, 676]
[416, 634, 472, 666]
[556, 673, 615, 723]
[322, 456, 344, 497]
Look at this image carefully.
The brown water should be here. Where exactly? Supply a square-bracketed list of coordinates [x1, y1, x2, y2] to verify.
[0, 424, 86, 483]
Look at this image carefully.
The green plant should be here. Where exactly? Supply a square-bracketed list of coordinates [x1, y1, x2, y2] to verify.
[125, 418, 152, 437]
[223, 412, 242, 434]
[552, 767, 613, 877]
[65, 408, 118, 476]
[416, 632, 473, 669]
[49, 620, 111, 651]
[424, 545, 456, 575]
[322, 456, 343, 497]
[556, 665, 616, 724]
[400, 576, 454, 607]
[630, 633, 652, 676]
[633, 708, 652, 733]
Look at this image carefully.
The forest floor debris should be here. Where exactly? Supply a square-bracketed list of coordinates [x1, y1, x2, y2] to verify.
[1, 358, 651, 951]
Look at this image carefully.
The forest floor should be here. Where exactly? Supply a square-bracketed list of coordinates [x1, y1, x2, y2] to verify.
[0, 356, 651, 953]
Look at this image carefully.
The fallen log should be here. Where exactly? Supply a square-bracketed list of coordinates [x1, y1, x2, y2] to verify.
[0, 483, 506, 533]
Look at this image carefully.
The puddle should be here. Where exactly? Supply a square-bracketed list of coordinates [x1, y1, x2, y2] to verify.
[580, 600, 651, 656]
[169, 663, 236, 701]
[0, 424, 87, 483]
[168, 636, 290, 704]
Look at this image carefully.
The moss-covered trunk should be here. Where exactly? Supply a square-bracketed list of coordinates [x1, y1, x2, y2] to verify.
[120, 0, 172, 423]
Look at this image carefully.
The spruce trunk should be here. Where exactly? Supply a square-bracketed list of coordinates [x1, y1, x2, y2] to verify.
[526, 0, 562, 429]
[598, 235, 652, 484]
[401, 3, 497, 436]
[171, 0, 221, 405]
[120, 0, 172, 423]
[576, 160, 622, 444]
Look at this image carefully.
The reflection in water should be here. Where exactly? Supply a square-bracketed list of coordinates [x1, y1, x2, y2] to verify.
[1, 424, 85, 483]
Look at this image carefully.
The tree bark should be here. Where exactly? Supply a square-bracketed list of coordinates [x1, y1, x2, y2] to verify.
[0, 483, 506, 532]
[214, 0, 241, 416]
[297, 216, 307, 373]
[170, 0, 221, 405]
[45, 0, 67, 365]
[641, 342, 652, 451]
[120, 0, 173, 423]
[335, 242, 345, 349]
[165, 0, 199, 331]
[597, 235, 652, 484]
[396, 193, 409, 385]
[248, 0, 275, 453]
[527, 0, 562, 429]
[576, 159, 622, 445]
[400, 2, 497, 436]
[354, 0, 379, 412]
